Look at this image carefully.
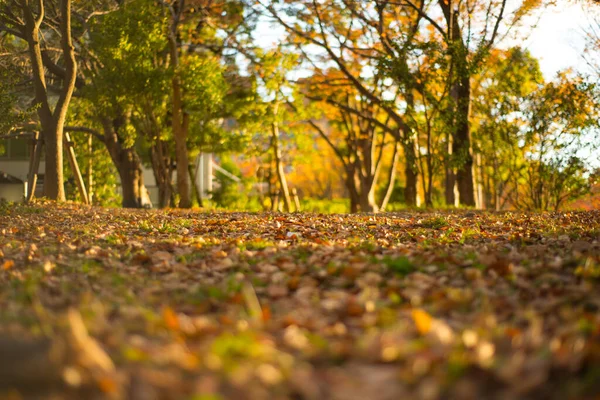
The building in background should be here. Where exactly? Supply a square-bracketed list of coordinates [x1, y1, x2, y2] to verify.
[0, 135, 220, 207]
[0, 137, 40, 201]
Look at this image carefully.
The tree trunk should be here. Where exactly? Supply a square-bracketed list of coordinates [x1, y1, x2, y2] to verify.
[380, 141, 400, 211]
[168, 31, 191, 208]
[344, 168, 360, 213]
[189, 163, 203, 208]
[347, 182, 359, 213]
[425, 158, 434, 208]
[101, 117, 151, 208]
[475, 152, 484, 208]
[358, 181, 378, 212]
[445, 132, 456, 206]
[453, 73, 476, 207]
[43, 123, 65, 200]
[446, 7, 475, 207]
[149, 139, 173, 208]
[403, 140, 418, 207]
[87, 134, 93, 204]
[272, 101, 293, 212]
[118, 159, 148, 208]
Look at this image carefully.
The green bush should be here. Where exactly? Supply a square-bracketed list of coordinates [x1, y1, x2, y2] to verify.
[210, 158, 262, 211]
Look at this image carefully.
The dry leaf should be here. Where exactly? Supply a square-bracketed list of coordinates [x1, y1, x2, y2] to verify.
[412, 309, 433, 335]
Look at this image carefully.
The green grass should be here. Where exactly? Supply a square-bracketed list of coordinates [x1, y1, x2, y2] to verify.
[382, 256, 416, 276]
[300, 198, 349, 214]
[420, 216, 449, 229]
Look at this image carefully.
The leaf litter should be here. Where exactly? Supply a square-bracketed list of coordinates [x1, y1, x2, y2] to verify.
[0, 202, 599, 399]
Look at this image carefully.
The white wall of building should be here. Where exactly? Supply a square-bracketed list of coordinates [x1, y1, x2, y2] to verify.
[0, 161, 45, 182]
[0, 184, 25, 202]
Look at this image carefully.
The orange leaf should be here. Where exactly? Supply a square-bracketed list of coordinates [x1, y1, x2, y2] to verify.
[98, 376, 118, 394]
[162, 306, 179, 331]
[412, 309, 433, 335]
[2, 260, 14, 270]
[262, 305, 272, 322]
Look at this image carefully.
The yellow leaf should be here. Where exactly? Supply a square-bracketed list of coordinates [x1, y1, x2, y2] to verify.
[412, 308, 433, 335]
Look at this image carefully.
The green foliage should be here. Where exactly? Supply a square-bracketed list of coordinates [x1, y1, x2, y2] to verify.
[181, 55, 227, 119]
[382, 256, 416, 276]
[87, 0, 169, 113]
[472, 48, 599, 211]
[517, 73, 600, 210]
[64, 142, 121, 207]
[87, 0, 244, 158]
[0, 66, 35, 136]
[210, 157, 260, 211]
[65, 98, 122, 207]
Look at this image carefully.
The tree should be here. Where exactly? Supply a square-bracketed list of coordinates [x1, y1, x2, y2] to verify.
[398, 0, 543, 207]
[81, 0, 167, 208]
[233, 48, 303, 212]
[1, 0, 78, 200]
[471, 47, 544, 210]
[158, 0, 246, 208]
[258, 0, 421, 207]
[255, 50, 298, 212]
[1, 0, 155, 207]
[513, 73, 600, 210]
[304, 70, 398, 212]
[380, 35, 453, 207]
[85, 0, 232, 208]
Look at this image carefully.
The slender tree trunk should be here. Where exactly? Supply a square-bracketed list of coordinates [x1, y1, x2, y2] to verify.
[403, 139, 418, 207]
[380, 141, 400, 211]
[271, 101, 293, 212]
[424, 124, 434, 208]
[475, 152, 484, 208]
[87, 134, 93, 204]
[48, 0, 76, 200]
[34, 23, 62, 201]
[445, 131, 456, 206]
[168, 31, 191, 208]
[101, 117, 151, 208]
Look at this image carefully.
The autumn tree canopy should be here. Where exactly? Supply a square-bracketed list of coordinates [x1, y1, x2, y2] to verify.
[0, 0, 598, 211]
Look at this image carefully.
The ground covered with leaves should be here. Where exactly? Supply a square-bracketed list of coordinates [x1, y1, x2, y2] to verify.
[0, 202, 600, 399]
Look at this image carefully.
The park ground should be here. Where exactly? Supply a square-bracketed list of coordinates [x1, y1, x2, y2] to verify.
[0, 202, 599, 399]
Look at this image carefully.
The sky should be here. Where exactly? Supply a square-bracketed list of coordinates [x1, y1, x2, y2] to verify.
[523, 2, 598, 79]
